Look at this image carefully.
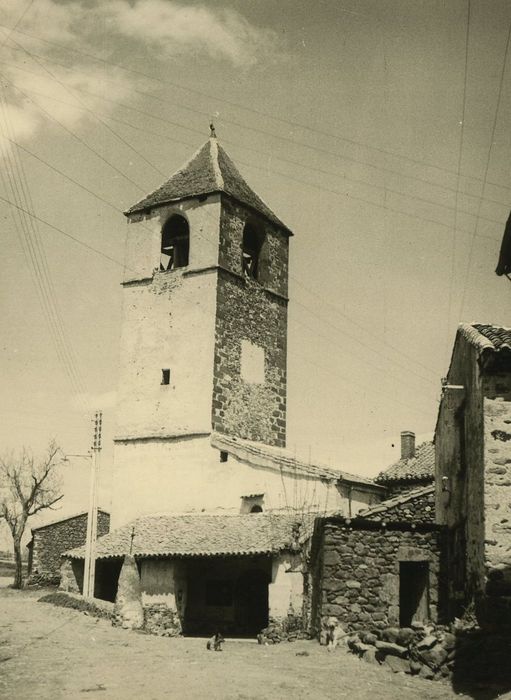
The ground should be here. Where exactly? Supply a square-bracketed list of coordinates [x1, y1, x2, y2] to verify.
[0, 584, 502, 700]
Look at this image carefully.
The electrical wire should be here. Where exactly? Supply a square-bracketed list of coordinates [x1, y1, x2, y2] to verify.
[458, 17, 511, 318]
[1, 21, 510, 197]
[2, 50, 510, 222]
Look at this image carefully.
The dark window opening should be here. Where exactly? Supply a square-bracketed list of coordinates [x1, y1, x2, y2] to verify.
[160, 214, 189, 271]
[220, 451, 228, 463]
[241, 495, 264, 514]
[205, 580, 233, 607]
[399, 561, 429, 627]
[242, 223, 264, 280]
[161, 369, 170, 385]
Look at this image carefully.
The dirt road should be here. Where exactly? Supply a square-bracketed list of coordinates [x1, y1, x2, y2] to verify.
[0, 587, 469, 700]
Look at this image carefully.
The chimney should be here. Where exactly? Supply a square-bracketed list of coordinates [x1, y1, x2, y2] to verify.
[401, 431, 415, 460]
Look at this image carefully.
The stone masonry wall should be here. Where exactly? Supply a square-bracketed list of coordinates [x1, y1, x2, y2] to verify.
[479, 397, 511, 628]
[30, 511, 110, 583]
[314, 521, 444, 633]
[363, 489, 435, 524]
[213, 198, 289, 447]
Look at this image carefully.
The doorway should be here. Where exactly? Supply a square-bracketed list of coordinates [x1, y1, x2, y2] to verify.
[234, 569, 269, 634]
[183, 556, 271, 636]
[399, 560, 429, 627]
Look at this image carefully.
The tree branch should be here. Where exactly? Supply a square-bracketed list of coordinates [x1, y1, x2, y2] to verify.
[28, 493, 63, 516]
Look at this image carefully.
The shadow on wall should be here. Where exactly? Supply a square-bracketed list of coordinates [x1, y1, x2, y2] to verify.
[449, 559, 511, 698]
[450, 627, 511, 699]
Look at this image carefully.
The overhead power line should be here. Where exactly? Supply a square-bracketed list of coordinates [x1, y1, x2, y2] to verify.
[1, 21, 510, 197]
[2, 47, 510, 215]
[1, 73, 504, 245]
[446, 0, 471, 360]
[458, 16, 511, 318]
[5, 134, 447, 386]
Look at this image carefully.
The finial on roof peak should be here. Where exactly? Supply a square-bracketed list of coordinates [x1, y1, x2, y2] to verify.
[209, 120, 217, 139]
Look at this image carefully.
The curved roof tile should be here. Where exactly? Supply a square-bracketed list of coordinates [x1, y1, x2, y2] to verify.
[375, 441, 435, 484]
[65, 513, 314, 560]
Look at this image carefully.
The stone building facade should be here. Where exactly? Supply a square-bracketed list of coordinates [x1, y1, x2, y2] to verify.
[310, 487, 445, 636]
[28, 510, 110, 584]
[436, 323, 511, 627]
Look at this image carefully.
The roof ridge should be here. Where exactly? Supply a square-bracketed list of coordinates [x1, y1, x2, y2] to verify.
[356, 483, 435, 519]
[210, 432, 381, 489]
[210, 137, 224, 189]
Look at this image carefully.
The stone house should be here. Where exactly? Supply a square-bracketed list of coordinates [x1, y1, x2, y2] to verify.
[27, 510, 110, 584]
[62, 134, 383, 635]
[310, 485, 445, 635]
[375, 431, 435, 498]
[435, 323, 511, 628]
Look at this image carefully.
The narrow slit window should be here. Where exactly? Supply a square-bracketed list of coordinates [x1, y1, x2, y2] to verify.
[161, 369, 170, 385]
[220, 451, 228, 463]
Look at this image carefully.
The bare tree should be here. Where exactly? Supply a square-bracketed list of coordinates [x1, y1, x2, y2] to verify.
[0, 441, 63, 588]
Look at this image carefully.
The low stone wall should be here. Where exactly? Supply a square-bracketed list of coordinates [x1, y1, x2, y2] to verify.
[39, 591, 114, 619]
[143, 603, 182, 637]
[257, 613, 308, 644]
[312, 518, 445, 633]
[348, 619, 511, 688]
[348, 622, 455, 680]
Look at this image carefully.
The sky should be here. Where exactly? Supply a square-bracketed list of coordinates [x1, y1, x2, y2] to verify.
[0, 0, 510, 532]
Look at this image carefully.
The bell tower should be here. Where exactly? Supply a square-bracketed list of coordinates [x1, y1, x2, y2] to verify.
[111, 134, 292, 526]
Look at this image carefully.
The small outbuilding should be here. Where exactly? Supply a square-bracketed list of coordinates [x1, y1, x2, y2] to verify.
[310, 486, 446, 635]
[27, 510, 110, 585]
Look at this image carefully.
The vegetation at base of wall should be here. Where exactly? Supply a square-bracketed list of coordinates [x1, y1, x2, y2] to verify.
[38, 592, 113, 620]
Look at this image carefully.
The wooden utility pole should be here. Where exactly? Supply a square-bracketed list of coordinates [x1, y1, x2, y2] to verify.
[83, 411, 102, 598]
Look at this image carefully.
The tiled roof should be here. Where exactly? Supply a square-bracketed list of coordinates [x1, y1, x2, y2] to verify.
[125, 137, 290, 232]
[65, 513, 314, 560]
[355, 484, 435, 519]
[374, 441, 435, 484]
[211, 433, 382, 490]
[459, 323, 511, 354]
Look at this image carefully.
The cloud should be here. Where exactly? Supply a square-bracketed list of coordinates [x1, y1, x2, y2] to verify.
[0, 0, 281, 148]
[103, 0, 280, 67]
[0, 0, 81, 47]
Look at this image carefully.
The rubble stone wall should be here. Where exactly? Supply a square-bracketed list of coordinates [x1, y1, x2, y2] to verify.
[363, 489, 435, 524]
[213, 198, 289, 447]
[313, 520, 444, 633]
[479, 397, 511, 628]
[30, 511, 110, 584]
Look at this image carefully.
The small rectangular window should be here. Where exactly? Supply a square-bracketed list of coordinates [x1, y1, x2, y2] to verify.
[161, 369, 170, 385]
[220, 451, 228, 463]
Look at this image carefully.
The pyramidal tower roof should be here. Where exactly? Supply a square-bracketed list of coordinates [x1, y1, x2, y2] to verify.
[125, 136, 291, 233]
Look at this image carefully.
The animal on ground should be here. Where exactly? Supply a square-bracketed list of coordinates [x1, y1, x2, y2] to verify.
[207, 632, 225, 651]
[323, 616, 346, 651]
